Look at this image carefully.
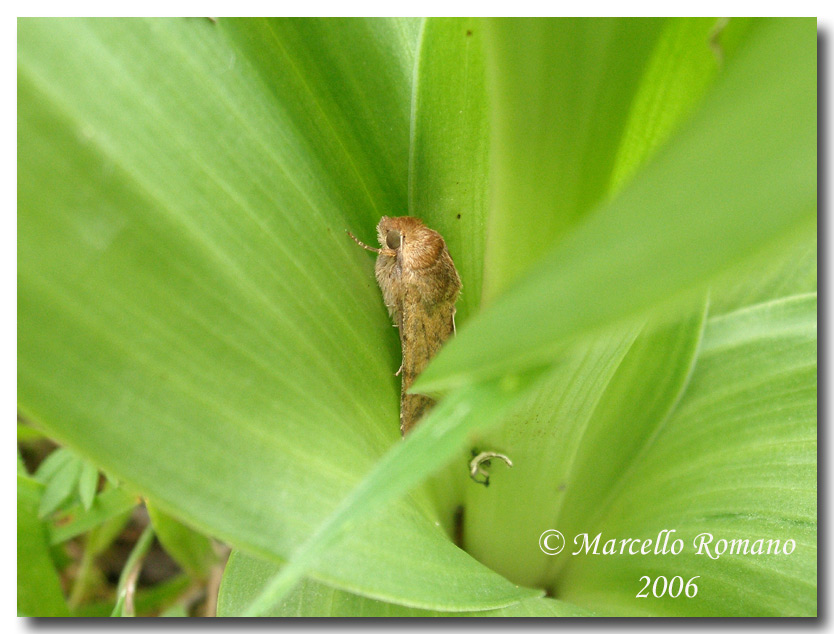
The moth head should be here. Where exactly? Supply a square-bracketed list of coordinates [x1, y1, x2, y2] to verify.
[375, 216, 447, 270]
[377, 216, 422, 254]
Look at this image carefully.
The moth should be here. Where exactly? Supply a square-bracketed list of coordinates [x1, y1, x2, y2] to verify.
[349, 216, 461, 434]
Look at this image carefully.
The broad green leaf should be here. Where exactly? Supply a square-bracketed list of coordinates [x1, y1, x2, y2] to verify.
[147, 501, 217, 580]
[556, 294, 817, 616]
[607, 18, 748, 192]
[708, 238, 817, 317]
[461, 325, 640, 585]
[18, 476, 71, 616]
[239, 375, 543, 615]
[219, 551, 594, 616]
[481, 17, 665, 299]
[409, 17, 489, 325]
[463, 301, 706, 587]
[548, 301, 708, 578]
[218, 18, 421, 227]
[18, 17, 530, 612]
[417, 17, 816, 394]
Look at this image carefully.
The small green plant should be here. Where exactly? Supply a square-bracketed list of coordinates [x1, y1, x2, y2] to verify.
[18, 17, 816, 616]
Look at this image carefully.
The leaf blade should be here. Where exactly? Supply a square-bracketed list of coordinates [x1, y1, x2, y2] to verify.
[17, 17, 535, 612]
[220, 551, 592, 616]
[557, 294, 817, 616]
[417, 17, 817, 394]
[18, 476, 71, 616]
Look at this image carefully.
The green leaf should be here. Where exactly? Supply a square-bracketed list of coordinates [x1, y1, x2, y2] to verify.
[460, 324, 640, 584]
[462, 301, 707, 587]
[410, 17, 489, 324]
[606, 18, 748, 192]
[18, 475, 70, 616]
[37, 449, 83, 518]
[481, 17, 665, 298]
[239, 375, 543, 615]
[146, 501, 217, 580]
[48, 485, 138, 545]
[78, 459, 99, 510]
[556, 294, 816, 616]
[33, 445, 73, 482]
[417, 17, 816, 393]
[218, 18, 421, 224]
[549, 301, 708, 574]
[18, 17, 530, 612]
[708, 238, 817, 317]
[219, 551, 593, 616]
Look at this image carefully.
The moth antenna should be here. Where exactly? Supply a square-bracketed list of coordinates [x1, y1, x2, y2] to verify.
[346, 230, 381, 254]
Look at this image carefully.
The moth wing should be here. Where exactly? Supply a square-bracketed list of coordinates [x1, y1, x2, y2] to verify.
[398, 283, 457, 434]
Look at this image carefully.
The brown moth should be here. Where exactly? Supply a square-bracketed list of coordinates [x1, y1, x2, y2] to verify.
[348, 216, 461, 435]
